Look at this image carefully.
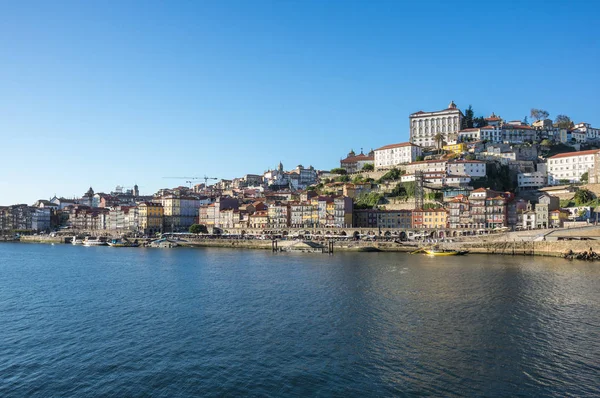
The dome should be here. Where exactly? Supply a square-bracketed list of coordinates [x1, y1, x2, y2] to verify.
[448, 100, 457, 109]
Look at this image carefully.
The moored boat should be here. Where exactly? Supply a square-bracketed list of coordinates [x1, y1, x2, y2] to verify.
[424, 248, 459, 256]
[107, 239, 139, 247]
[83, 237, 108, 246]
[72, 236, 85, 245]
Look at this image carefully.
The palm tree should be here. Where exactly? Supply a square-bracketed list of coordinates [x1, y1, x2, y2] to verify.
[433, 132, 444, 153]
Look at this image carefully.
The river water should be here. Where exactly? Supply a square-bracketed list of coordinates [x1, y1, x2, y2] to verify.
[0, 243, 598, 397]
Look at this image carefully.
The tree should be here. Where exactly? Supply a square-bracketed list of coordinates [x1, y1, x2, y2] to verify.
[540, 139, 552, 147]
[416, 155, 425, 161]
[473, 116, 487, 128]
[377, 168, 403, 183]
[189, 224, 208, 234]
[402, 181, 416, 198]
[389, 182, 407, 198]
[555, 115, 574, 129]
[433, 132, 445, 152]
[580, 172, 589, 184]
[331, 168, 347, 175]
[352, 175, 365, 184]
[523, 116, 529, 125]
[362, 163, 374, 171]
[574, 188, 595, 206]
[530, 108, 550, 121]
[354, 192, 384, 209]
[461, 105, 474, 129]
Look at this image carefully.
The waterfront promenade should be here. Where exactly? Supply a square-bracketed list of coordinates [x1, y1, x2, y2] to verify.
[13, 225, 600, 259]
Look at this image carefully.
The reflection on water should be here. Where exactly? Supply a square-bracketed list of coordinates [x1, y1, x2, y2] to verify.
[0, 243, 598, 397]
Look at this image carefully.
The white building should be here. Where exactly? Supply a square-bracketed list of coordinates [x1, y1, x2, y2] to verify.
[409, 101, 463, 148]
[374, 142, 422, 170]
[502, 122, 537, 143]
[401, 171, 445, 186]
[458, 126, 502, 143]
[446, 160, 486, 178]
[573, 122, 600, 141]
[517, 172, 547, 189]
[340, 150, 374, 173]
[547, 149, 599, 185]
[404, 159, 447, 175]
[571, 130, 587, 144]
[445, 175, 472, 186]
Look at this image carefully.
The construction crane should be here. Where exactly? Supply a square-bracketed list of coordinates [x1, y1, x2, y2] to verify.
[163, 175, 218, 187]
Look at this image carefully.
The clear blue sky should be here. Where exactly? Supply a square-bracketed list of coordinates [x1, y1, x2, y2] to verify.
[1, 0, 599, 204]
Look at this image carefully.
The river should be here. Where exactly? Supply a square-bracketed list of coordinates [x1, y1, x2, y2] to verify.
[0, 243, 598, 397]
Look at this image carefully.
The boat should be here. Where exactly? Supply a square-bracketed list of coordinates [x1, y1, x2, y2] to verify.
[72, 236, 85, 245]
[107, 238, 139, 248]
[424, 248, 460, 256]
[83, 237, 108, 246]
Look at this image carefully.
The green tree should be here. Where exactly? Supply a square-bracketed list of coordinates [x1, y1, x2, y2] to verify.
[377, 168, 403, 183]
[473, 116, 487, 128]
[560, 199, 574, 208]
[389, 182, 407, 198]
[362, 163, 374, 171]
[336, 175, 350, 182]
[354, 192, 384, 209]
[331, 168, 347, 175]
[540, 139, 552, 147]
[416, 155, 425, 161]
[555, 115, 574, 129]
[574, 188, 594, 206]
[402, 181, 416, 198]
[189, 224, 208, 234]
[461, 105, 474, 129]
[530, 108, 549, 121]
[580, 172, 589, 184]
[433, 132, 445, 152]
[523, 116, 529, 125]
[352, 175, 365, 184]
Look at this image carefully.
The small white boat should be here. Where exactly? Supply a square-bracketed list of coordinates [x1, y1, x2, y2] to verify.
[72, 236, 85, 245]
[83, 237, 108, 246]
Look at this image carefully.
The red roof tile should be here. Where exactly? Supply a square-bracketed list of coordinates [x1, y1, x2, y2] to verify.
[549, 149, 600, 159]
[375, 142, 420, 151]
[340, 154, 374, 163]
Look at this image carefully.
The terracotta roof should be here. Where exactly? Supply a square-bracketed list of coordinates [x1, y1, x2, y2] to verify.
[549, 149, 600, 159]
[375, 142, 419, 151]
[407, 159, 447, 165]
[502, 124, 535, 130]
[485, 117, 501, 121]
[472, 188, 487, 193]
[340, 154, 374, 163]
[459, 128, 480, 132]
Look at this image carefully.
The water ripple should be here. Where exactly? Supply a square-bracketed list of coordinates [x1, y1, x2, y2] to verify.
[0, 244, 599, 397]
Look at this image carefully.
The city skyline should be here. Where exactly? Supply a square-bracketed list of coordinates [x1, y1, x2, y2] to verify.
[2, 0, 599, 204]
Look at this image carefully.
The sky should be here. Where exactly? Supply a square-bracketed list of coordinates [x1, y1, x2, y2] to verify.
[1, 0, 599, 204]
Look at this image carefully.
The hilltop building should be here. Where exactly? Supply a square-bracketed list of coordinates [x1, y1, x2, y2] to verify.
[409, 101, 464, 147]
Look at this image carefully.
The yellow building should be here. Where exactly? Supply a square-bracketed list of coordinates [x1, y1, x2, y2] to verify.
[549, 209, 569, 228]
[443, 143, 467, 154]
[414, 208, 448, 229]
[138, 202, 164, 235]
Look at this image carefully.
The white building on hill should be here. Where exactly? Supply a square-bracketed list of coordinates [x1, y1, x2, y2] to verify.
[374, 142, 422, 170]
[409, 101, 463, 148]
[547, 149, 599, 185]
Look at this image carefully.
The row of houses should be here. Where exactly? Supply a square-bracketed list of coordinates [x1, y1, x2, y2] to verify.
[198, 196, 354, 229]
